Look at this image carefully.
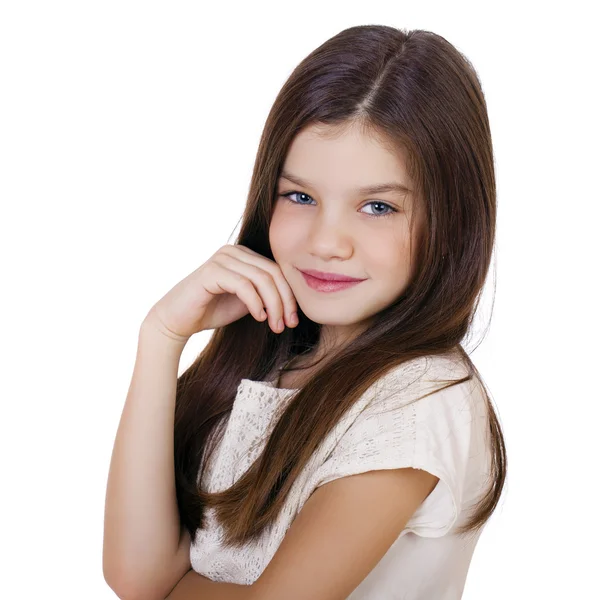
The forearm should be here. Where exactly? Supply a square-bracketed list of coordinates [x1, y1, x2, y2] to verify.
[104, 319, 188, 597]
[166, 569, 251, 599]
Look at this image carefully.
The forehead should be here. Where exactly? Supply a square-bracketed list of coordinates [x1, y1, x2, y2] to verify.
[279, 122, 411, 195]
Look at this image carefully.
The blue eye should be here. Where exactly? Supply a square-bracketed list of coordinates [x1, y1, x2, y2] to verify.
[278, 191, 398, 219]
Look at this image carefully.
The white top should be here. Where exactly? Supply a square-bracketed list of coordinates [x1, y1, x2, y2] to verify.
[190, 354, 492, 599]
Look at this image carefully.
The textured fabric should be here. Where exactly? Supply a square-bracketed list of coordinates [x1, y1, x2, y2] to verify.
[190, 354, 492, 599]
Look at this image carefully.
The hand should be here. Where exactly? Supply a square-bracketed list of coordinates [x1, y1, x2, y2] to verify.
[144, 244, 299, 344]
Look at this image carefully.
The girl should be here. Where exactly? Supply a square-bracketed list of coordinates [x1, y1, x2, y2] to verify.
[104, 25, 506, 600]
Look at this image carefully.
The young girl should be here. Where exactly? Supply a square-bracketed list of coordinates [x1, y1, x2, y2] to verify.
[104, 24, 506, 600]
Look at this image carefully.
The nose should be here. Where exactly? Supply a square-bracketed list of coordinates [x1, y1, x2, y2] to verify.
[306, 213, 354, 260]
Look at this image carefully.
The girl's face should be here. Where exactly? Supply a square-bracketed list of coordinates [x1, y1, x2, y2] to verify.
[269, 121, 424, 338]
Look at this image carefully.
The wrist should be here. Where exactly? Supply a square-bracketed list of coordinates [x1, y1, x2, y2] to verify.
[139, 315, 190, 351]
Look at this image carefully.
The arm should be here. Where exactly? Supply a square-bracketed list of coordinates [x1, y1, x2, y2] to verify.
[166, 570, 251, 600]
[103, 318, 191, 600]
[248, 467, 439, 600]
[166, 468, 437, 600]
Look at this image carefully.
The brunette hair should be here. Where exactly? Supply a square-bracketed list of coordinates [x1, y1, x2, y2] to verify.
[174, 25, 506, 547]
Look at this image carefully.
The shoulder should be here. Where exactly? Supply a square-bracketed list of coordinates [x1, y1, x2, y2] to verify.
[372, 351, 474, 409]
[380, 351, 470, 384]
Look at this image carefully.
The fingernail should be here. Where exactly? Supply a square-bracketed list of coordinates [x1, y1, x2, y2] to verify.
[277, 318, 284, 331]
[290, 312, 298, 325]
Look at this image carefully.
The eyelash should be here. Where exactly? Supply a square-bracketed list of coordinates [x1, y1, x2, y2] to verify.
[278, 191, 398, 219]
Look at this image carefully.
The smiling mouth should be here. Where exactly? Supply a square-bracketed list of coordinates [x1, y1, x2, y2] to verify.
[299, 270, 366, 293]
[298, 268, 366, 282]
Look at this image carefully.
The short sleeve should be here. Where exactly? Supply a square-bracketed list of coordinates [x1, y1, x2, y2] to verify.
[311, 357, 483, 538]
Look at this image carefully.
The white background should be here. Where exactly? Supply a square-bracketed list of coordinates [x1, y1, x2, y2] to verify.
[1, 1, 598, 598]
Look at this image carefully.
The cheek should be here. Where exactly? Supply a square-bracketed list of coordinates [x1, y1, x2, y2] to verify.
[366, 230, 412, 272]
[269, 209, 298, 257]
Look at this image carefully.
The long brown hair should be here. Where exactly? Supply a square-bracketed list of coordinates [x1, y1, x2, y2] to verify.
[174, 25, 506, 548]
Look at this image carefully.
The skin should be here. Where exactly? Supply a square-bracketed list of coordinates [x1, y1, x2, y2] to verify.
[163, 123, 434, 598]
[270, 121, 424, 363]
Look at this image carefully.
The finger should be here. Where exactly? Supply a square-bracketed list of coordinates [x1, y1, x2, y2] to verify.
[214, 254, 286, 333]
[210, 261, 269, 324]
[223, 245, 298, 328]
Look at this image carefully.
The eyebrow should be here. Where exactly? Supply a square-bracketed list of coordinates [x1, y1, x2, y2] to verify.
[279, 170, 411, 196]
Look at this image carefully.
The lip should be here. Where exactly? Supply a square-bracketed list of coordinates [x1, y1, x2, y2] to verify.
[298, 269, 366, 293]
[298, 268, 366, 282]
